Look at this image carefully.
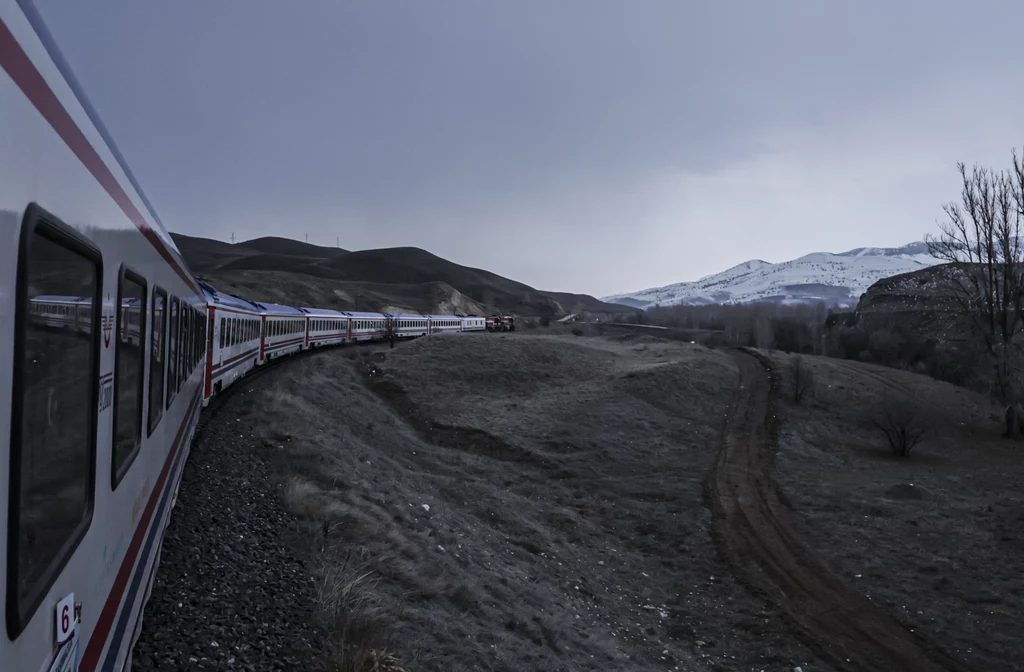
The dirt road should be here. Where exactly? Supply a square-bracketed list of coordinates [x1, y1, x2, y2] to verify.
[706, 349, 975, 672]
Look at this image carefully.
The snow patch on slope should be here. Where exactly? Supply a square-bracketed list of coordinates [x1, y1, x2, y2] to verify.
[603, 242, 941, 308]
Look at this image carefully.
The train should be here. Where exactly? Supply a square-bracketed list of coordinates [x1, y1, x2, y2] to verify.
[0, 4, 514, 671]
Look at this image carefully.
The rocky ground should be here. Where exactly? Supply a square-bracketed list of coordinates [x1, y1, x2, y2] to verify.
[131, 372, 322, 671]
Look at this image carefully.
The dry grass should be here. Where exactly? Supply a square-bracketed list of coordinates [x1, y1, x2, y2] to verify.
[767, 350, 1024, 671]
[240, 333, 827, 671]
[277, 444, 406, 671]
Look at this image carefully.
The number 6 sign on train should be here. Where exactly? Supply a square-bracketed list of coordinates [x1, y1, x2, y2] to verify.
[55, 593, 75, 644]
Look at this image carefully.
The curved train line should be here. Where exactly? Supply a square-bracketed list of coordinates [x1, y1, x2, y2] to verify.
[0, 5, 511, 671]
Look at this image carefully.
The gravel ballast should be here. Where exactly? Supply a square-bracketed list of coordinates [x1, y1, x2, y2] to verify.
[131, 376, 321, 671]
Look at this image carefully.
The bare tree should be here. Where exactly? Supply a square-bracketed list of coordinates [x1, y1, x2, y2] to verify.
[873, 395, 926, 457]
[925, 148, 1024, 436]
[790, 355, 814, 403]
[754, 316, 775, 350]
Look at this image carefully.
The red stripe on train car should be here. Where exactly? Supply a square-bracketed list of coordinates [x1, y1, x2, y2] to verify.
[0, 18, 200, 296]
[211, 346, 259, 372]
[79, 388, 201, 671]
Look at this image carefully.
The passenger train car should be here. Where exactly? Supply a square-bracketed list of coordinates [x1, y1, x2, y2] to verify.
[1, 4, 513, 670]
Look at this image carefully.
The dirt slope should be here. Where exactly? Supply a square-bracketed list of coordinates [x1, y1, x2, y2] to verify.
[238, 334, 824, 671]
[707, 351, 975, 671]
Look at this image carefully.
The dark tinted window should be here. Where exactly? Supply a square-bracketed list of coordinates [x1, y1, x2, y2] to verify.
[10, 214, 99, 635]
[113, 270, 146, 486]
[179, 305, 187, 376]
[167, 297, 179, 404]
[148, 289, 166, 433]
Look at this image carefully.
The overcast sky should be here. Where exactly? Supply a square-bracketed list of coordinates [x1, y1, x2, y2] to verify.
[33, 0, 1024, 297]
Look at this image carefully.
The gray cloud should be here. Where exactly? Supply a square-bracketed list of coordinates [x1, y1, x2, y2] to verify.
[35, 0, 1024, 296]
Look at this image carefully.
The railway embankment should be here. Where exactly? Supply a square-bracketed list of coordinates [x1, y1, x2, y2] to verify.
[132, 367, 322, 671]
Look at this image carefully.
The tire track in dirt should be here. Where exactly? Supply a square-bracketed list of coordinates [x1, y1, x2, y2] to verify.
[828, 358, 927, 404]
[705, 349, 975, 672]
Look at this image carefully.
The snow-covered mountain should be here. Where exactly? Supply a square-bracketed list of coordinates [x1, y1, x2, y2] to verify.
[602, 242, 941, 309]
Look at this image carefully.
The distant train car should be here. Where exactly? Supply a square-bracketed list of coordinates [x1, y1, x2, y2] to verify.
[300, 307, 349, 348]
[426, 315, 463, 334]
[29, 295, 92, 333]
[390, 313, 430, 339]
[261, 303, 307, 360]
[461, 316, 487, 332]
[202, 282, 263, 399]
[346, 311, 388, 343]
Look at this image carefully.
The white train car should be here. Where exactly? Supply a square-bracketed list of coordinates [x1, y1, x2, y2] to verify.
[391, 313, 430, 339]
[426, 314, 463, 334]
[202, 282, 263, 399]
[460, 315, 487, 332]
[29, 295, 78, 330]
[1, 3, 208, 671]
[260, 302, 307, 360]
[301, 307, 349, 348]
[345, 311, 387, 343]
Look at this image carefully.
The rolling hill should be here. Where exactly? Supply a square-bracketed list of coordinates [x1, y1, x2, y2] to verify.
[170, 233, 632, 318]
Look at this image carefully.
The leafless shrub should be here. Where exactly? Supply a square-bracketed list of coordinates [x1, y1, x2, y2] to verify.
[790, 355, 814, 404]
[873, 395, 926, 457]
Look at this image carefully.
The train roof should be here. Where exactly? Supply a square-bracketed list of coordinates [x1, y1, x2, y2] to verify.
[342, 311, 388, 318]
[298, 306, 348, 317]
[198, 280, 262, 312]
[256, 302, 306, 316]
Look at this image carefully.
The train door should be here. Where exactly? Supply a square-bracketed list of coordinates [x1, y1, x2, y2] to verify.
[204, 306, 216, 401]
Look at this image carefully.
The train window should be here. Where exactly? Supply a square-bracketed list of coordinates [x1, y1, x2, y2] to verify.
[219, 317, 225, 349]
[9, 209, 101, 636]
[148, 288, 166, 434]
[179, 307, 187, 384]
[112, 268, 147, 488]
[167, 297, 179, 405]
[187, 309, 193, 371]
